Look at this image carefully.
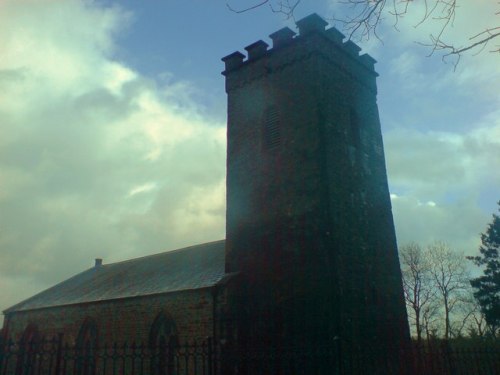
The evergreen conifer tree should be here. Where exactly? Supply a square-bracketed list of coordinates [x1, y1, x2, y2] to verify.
[468, 202, 500, 337]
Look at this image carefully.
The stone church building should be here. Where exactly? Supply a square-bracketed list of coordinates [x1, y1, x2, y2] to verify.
[2, 14, 409, 374]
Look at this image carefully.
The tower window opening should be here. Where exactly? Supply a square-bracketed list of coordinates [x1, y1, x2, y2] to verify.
[263, 106, 281, 150]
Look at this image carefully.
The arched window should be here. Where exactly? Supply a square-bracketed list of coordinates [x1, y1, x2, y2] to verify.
[76, 318, 98, 375]
[149, 312, 178, 375]
[16, 324, 40, 375]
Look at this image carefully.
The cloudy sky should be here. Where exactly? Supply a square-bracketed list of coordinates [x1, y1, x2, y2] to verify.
[0, 0, 498, 322]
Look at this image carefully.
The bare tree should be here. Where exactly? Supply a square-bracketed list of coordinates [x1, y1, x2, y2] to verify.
[227, 0, 500, 63]
[466, 306, 489, 338]
[427, 241, 469, 340]
[450, 288, 484, 338]
[400, 243, 436, 343]
[421, 299, 441, 341]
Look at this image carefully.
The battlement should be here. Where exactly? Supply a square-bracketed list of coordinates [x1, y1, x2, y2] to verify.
[222, 13, 377, 76]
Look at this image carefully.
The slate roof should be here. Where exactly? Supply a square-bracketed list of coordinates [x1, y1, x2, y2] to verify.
[5, 240, 226, 313]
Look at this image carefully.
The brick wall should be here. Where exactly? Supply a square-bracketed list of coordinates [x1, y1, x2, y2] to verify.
[4, 288, 215, 345]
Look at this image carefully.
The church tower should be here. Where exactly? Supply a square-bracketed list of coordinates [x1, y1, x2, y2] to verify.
[222, 14, 409, 372]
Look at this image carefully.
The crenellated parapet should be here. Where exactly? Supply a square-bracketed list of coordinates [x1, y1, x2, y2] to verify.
[222, 13, 378, 93]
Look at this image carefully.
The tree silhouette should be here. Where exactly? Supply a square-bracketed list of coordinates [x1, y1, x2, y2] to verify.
[400, 243, 436, 343]
[468, 201, 500, 337]
[427, 241, 469, 340]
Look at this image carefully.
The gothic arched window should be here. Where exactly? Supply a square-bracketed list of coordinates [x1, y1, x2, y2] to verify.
[16, 324, 40, 375]
[76, 318, 98, 375]
[149, 312, 178, 375]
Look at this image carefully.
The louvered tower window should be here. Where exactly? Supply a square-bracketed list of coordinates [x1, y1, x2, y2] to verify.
[263, 106, 281, 150]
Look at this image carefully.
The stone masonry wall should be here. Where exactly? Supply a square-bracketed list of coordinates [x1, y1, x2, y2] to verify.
[222, 13, 409, 350]
[3, 288, 215, 345]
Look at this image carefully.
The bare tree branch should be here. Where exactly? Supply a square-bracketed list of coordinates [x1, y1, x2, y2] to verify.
[226, 0, 270, 14]
[269, 0, 301, 19]
[431, 27, 500, 56]
[227, 0, 500, 65]
[226, 0, 300, 18]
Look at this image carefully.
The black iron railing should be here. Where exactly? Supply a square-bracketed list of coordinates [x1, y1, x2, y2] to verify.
[1, 336, 499, 375]
[0, 336, 213, 375]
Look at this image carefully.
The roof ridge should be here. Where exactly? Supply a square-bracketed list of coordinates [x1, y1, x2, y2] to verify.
[101, 239, 225, 268]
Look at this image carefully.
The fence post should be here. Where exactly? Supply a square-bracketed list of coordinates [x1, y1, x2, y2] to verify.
[207, 338, 213, 375]
[442, 340, 456, 375]
[54, 333, 63, 375]
[0, 335, 4, 375]
[336, 338, 342, 375]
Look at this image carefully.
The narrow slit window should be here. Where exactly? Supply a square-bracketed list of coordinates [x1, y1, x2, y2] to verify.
[263, 106, 281, 150]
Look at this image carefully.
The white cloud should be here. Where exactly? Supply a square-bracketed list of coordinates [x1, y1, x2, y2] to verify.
[128, 182, 157, 197]
[385, 116, 500, 196]
[0, 0, 226, 320]
[390, 194, 487, 256]
[385, 120, 500, 256]
[391, 51, 419, 77]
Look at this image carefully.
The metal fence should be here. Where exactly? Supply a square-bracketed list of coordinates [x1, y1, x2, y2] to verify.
[338, 342, 500, 375]
[1, 336, 499, 375]
[225, 342, 500, 375]
[0, 336, 214, 375]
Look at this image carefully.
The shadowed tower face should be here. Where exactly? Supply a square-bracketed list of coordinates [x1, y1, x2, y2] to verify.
[223, 14, 409, 353]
